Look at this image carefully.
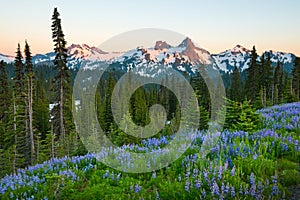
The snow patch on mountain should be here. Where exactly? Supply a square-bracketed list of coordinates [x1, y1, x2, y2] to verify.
[212, 45, 251, 73]
[0, 53, 14, 63]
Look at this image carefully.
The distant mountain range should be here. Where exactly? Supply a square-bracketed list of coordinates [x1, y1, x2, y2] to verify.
[0, 38, 296, 75]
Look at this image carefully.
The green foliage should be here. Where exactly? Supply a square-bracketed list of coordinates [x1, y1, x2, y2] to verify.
[222, 98, 262, 132]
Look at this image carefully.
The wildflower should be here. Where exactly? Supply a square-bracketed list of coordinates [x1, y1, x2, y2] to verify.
[231, 167, 235, 176]
[103, 170, 109, 179]
[202, 189, 206, 198]
[250, 173, 255, 185]
[231, 186, 235, 197]
[152, 171, 156, 179]
[193, 168, 199, 178]
[211, 181, 220, 196]
[185, 181, 190, 192]
[194, 179, 201, 190]
[271, 184, 278, 196]
[134, 184, 142, 193]
[218, 165, 223, 180]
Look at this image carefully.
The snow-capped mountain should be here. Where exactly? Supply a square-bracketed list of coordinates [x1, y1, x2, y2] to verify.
[212, 45, 251, 73]
[0, 53, 14, 63]
[30, 44, 122, 69]
[212, 45, 296, 73]
[265, 50, 295, 73]
[0, 39, 297, 74]
[95, 37, 215, 77]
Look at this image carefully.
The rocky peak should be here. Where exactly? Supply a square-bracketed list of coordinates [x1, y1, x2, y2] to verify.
[154, 41, 171, 50]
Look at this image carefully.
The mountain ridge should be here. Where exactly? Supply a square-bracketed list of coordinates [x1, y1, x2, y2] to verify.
[0, 38, 296, 74]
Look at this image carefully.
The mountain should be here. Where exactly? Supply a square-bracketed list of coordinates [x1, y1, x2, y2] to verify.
[0, 53, 14, 63]
[0, 40, 297, 74]
[212, 45, 296, 73]
[265, 50, 296, 73]
[212, 45, 251, 73]
[93, 37, 215, 78]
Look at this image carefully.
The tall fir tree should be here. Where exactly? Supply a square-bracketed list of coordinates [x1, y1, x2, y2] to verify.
[0, 61, 10, 122]
[261, 52, 273, 104]
[273, 61, 285, 104]
[14, 43, 24, 93]
[0, 61, 10, 154]
[229, 66, 242, 102]
[245, 46, 259, 103]
[291, 57, 300, 99]
[51, 7, 73, 143]
[24, 40, 35, 164]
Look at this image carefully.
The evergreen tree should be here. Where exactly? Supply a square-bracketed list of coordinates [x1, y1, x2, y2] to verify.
[34, 77, 50, 139]
[273, 62, 285, 104]
[0, 61, 10, 122]
[261, 52, 273, 103]
[13, 44, 29, 166]
[291, 57, 300, 99]
[24, 40, 35, 164]
[51, 7, 73, 143]
[245, 46, 259, 103]
[14, 43, 24, 93]
[229, 66, 242, 102]
[0, 61, 10, 153]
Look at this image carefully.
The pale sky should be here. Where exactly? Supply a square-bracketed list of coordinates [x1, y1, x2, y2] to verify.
[1, 0, 300, 56]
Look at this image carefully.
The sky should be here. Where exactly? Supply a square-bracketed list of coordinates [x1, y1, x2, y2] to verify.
[1, 0, 300, 56]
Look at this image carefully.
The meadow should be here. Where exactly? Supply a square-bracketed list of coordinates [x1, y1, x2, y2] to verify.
[0, 102, 299, 199]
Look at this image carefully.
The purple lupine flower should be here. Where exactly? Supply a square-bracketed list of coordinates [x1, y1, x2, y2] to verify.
[185, 181, 191, 192]
[134, 184, 142, 193]
[225, 183, 230, 194]
[231, 167, 235, 176]
[194, 179, 201, 190]
[103, 170, 109, 179]
[250, 173, 255, 185]
[185, 168, 190, 179]
[253, 154, 258, 160]
[250, 184, 256, 197]
[271, 184, 278, 196]
[221, 182, 225, 195]
[203, 171, 208, 183]
[271, 174, 278, 184]
[218, 165, 223, 180]
[152, 172, 156, 179]
[244, 187, 249, 195]
[193, 168, 199, 178]
[231, 186, 235, 197]
[224, 162, 228, 171]
[202, 189, 206, 198]
[257, 181, 263, 194]
[239, 186, 243, 195]
[211, 181, 220, 196]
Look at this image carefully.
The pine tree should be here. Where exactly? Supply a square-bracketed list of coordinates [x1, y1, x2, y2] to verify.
[24, 40, 35, 164]
[0, 61, 10, 154]
[245, 46, 259, 103]
[34, 78, 50, 140]
[273, 62, 285, 104]
[291, 57, 300, 99]
[0, 61, 10, 122]
[229, 66, 242, 102]
[13, 44, 29, 166]
[261, 52, 273, 103]
[51, 7, 73, 143]
[14, 43, 24, 93]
